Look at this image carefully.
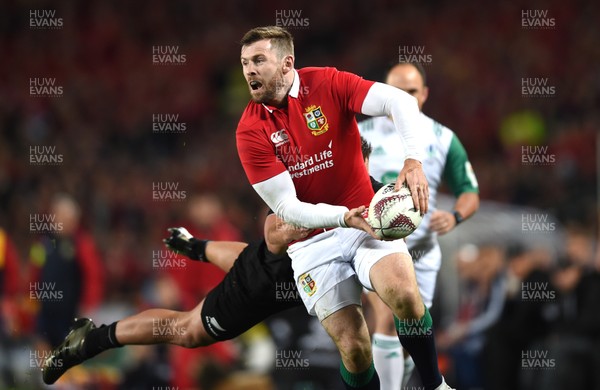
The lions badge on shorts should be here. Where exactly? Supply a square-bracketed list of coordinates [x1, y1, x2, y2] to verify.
[303, 105, 329, 136]
[299, 273, 317, 296]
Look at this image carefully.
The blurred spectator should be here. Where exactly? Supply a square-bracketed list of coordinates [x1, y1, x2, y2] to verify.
[168, 193, 243, 307]
[102, 225, 147, 302]
[0, 226, 21, 333]
[530, 226, 600, 390]
[29, 194, 105, 347]
[436, 244, 505, 390]
[0, 227, 22, 389]
[483, 245, 554, 390]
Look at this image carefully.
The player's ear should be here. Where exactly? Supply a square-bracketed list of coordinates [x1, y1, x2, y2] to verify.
[282, 54, 294, 73]
[422, 86, 429, 105]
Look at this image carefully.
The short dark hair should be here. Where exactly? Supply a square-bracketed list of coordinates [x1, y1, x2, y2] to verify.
[389, 61, 427, 86]
[240, 26, 294, 59]
[361, 136, 373, 160]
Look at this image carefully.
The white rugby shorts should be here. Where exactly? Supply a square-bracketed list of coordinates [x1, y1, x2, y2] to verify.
[287, 228, 410, 319]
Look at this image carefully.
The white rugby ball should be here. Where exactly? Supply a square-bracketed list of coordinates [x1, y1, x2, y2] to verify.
[367, 183, 423, 240]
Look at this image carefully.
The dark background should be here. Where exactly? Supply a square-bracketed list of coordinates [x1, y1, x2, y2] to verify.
[0, 0, 598, 389]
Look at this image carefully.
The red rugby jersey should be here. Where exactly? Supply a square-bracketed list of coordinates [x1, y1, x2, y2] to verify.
[237, 67, 375, 210]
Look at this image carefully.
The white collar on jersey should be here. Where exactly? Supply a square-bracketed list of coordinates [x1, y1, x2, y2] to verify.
[262, 69, 300, 113]
[288, 68, 300, 98]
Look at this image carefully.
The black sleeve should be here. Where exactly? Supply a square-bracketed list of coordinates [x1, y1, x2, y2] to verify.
[370, 176, 384, 193]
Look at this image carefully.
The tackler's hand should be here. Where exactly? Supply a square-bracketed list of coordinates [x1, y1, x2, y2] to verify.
[163, 227, 205, 261]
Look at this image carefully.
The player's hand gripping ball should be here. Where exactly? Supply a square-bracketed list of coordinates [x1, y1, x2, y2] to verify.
[367, 183, 423, 240]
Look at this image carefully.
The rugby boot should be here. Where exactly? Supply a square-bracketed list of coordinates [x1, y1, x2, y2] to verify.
[42, 317, 96, 384]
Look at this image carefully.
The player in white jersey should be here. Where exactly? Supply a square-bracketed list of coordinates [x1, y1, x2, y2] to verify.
[359, 62, 480, 389]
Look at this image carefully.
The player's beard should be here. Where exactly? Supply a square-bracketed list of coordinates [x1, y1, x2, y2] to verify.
[251, 69, 286, 105]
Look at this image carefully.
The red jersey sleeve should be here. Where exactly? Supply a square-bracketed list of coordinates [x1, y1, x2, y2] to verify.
[236, 123, 287, 185]
[330, 68, 375, 114]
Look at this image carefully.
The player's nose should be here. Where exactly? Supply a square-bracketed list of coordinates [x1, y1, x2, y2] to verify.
[245, 63, 257, 76]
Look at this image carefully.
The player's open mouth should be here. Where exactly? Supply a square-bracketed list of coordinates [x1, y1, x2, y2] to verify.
[250, 80, 263, 91]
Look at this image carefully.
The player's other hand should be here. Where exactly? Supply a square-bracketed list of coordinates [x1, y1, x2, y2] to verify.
[344, 206, 378, 239]
[396, 158, 429, 215]
[164, 227, 203, 260]
[429, 210, 456, 235]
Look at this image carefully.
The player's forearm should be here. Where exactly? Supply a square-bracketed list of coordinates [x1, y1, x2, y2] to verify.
[453, 192, 480, 221]
[253, 171, 348, 228]
[361, 82, 425, 162]
[276, 201, 348, 228]
[205, 241, 248, 272]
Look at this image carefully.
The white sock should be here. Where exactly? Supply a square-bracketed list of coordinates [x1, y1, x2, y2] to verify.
[402, 354, 415, 387]
[372, 333, 403, 390]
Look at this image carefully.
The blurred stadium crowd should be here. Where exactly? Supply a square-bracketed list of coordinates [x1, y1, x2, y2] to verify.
[0, 0, 598, 389]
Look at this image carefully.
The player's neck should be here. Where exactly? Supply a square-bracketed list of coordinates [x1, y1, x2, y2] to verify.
[268, 71, 294, 108]
[267, 95, 288, 108]
[267, 94, 287, 109]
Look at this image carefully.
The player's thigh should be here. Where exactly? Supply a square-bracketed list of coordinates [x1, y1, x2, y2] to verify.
[175, 299, 217, 347]
[318, 279, 371, 365]
[353, 236, 416, 293]
[201, 240, 298, 341]
[354, 237, 423, 317]
[288, 230, 356, 316]
[369, 252, 421, 307]
[364, 291, 396, 335]
[205, 241, 248, 272]
[313, 275, 363, 322]
[200, 276, 257, 342]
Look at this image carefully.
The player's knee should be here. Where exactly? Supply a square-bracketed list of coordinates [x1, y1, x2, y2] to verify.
[335, 333, 372, 368]
[178, 312, 214, 348]
[182, 330, 214, 348]
[341, 341, 372, 368]
[382, 284, 423, 319]
[372, 254, 423, 317]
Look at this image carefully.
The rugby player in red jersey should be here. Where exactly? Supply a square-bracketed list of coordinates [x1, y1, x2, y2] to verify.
[235, 26, 451, 390]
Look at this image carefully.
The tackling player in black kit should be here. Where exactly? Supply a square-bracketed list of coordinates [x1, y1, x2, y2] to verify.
[42, 139, 379, 385]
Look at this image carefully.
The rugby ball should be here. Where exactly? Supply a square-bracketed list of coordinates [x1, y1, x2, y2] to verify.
[367, 183, 423, 240]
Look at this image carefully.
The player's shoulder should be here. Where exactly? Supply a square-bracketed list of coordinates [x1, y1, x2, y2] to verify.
[237, 101, 266, 132]
[298, 66, 338, 77]
[297, 66, 339, 87]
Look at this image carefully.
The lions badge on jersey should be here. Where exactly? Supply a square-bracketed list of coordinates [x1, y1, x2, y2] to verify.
[304, 105, 329, 136]
[299, 272, 317, 296]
